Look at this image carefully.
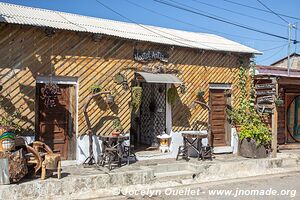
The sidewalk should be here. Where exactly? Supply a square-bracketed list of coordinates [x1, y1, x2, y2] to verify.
[1, 150, 299, 200]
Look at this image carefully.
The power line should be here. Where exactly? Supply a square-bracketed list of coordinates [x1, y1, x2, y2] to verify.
[94, 0, 218, 50]
[192, 0, 286, 28]
[223, 0, 300, 21]
[261, 44, 287, 52]
[124, 0, 285, 43]
[154, 0, 299, 43]
[256, 0, 289, 24]
[256, 45, 287, 63]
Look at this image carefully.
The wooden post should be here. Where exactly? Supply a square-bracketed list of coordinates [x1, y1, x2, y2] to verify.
[271, 78, 278, 158]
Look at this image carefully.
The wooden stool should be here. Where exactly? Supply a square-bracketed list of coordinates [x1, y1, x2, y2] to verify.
[41, 153, 61, 180]
[176, 145, 189, 161]
[123, 145, 137, 164]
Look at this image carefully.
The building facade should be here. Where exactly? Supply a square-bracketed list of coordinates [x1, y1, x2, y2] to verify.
[0, 3, 259, 161]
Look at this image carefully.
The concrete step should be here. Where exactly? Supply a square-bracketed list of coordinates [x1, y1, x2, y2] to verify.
[154, 170, 196, 180]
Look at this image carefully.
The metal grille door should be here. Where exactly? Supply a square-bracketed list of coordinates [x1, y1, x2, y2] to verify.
[140, 83, 166, 146]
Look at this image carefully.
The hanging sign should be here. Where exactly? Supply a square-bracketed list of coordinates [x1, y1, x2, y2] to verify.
[255, 83, 276, 90]
[256, 106, 273, 114]
[257, 95, 274, 104]
[255, 81, 277, 114]
[134, 49, 169, 63]
[256, 90, 276, 96]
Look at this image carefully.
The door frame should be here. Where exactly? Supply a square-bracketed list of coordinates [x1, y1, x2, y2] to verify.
[285, 93, 300, 143]
[209, 83, 233, 153]
[35, 76, 79, 160]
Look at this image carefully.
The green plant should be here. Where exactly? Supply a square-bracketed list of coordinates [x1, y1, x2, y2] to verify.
[196, 89, 205, 101]
[274, 98, 283, 106]
[131, 86, 143, 113]
[227, 61, 256, 126]
[239, 121, 272, 146]
[112, 118, 123, 132]
[227, 107, 245, 126]
[167, 87, 177, 105]
[89, 83, 102, 94]
[0, 111, 21, 131]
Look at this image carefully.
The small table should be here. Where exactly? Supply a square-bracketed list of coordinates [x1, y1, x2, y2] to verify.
[99, 135, 129, 170]
[176, 131, 208, 161]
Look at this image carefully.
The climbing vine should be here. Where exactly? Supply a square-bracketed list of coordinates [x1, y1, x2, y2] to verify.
[167, 87, 177, 105]
[131, 86, 143, 113]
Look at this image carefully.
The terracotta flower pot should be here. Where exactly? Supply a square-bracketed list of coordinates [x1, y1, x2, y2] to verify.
[235, 125, 242, 133]
[112, 132, 120, 137]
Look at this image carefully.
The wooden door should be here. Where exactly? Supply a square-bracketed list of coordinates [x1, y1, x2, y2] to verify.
[37, 84, 71, 160]
[210, 89, 231, 147]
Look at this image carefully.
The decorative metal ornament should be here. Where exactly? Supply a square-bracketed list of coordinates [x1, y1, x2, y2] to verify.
[107, 94, 115, 104]
[41, 83, 60, 108]
[179, 84, 186, 94]
[114, 73, 126, 84]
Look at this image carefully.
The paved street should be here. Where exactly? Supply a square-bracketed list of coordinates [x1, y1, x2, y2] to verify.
[81, 171, 300, 200]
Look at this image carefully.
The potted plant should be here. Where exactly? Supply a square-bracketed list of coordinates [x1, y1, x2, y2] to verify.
[0, 111, 21, 152]
[274, 98, 284, 106]
[107, 88, 117, 104]
[196, 89, 205, 101]
[239, 117, 272, 158]
[112, 118, 123, 137]
[89, 83, 102, 94]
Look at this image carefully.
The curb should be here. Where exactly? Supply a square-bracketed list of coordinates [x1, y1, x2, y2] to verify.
[1, 155, 299, 200]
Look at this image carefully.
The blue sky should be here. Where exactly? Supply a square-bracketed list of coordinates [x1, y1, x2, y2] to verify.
[2, 0, 299, 65]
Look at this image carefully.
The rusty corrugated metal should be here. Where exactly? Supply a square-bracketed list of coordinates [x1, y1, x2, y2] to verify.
[0, 159, 9, 185]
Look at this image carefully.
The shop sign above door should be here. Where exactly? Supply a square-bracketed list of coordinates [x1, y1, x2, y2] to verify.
[134, 49, 169, 63]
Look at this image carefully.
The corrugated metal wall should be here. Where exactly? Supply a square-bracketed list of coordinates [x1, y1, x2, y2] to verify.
[0, 24, 250, 136]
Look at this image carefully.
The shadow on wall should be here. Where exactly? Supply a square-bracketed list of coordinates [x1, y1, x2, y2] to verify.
[191, 120, 208, 131]
[88, 95, 120, 135]
[0, 94, 34, 131]
[171, 90, 191, 128]
[92, 115, 119, 135]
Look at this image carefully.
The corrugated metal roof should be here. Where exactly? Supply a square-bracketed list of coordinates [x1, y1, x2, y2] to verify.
[0, 2, 261, 54]
[136, 72, 182, 84]
[255, 65, 300, 78]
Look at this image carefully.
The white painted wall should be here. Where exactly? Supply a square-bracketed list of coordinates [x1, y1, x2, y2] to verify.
[76, 135, 103, 164]
[20, 136, 35, 145]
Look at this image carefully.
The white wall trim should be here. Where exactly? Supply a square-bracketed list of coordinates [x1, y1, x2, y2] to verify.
[166, 84, 172, 134]
[209, 83, 232, 90]
[36, 76, 78, 85]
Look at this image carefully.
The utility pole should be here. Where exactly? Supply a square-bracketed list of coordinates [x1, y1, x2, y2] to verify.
[287, 23, 296, 76]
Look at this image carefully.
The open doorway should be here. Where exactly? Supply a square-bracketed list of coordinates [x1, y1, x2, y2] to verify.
[132, 83, 166, 151]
